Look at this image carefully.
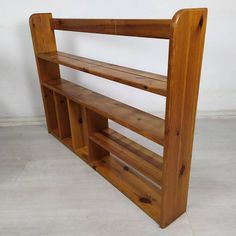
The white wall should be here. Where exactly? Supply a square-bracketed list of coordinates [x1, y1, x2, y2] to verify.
[0, 0, 235, 118]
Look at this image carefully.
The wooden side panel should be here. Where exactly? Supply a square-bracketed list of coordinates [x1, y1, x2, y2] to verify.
[85, 109, 109, 162]
[29, 13, 61, 132]
[161, 9, 207, 228]
[67, 100, 86, 150]
[53, 92, 71, 139]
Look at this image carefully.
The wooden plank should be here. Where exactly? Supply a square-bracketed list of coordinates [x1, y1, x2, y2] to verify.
[53, 92, 71, 139]
[51, 18, 171, 39]
[29, 13, 60, 133]
[161, 8, 207, 228]
[92, 155, 161, 223]
[67, 100, 86, 150]
[42, 79, 165, 145]
[37, 51, 167, 96]
[90, 128, 163, 186]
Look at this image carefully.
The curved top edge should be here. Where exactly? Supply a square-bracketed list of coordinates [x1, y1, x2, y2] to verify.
[29, 13, 52, 23]
[172, 8, 208, 25]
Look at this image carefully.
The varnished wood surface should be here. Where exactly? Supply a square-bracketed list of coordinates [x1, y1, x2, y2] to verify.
[90, 128, 163, 186]
[30, 13, 61, 132]
[67, 100, 85, 149]
[53, 92, 71, 139]
[51, 18, 171, 39]
[42, 79, 165, 145]
[91, 155, 161, 222]
[38, 51, 167, 96]
[41, 87, 58, 132]
[161, 8, 207, 228]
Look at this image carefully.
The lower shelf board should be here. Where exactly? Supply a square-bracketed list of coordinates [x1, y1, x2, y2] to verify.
[48, 131, 162, 224]
[90, 128, 163, 186]
[91, 155, 161, 223]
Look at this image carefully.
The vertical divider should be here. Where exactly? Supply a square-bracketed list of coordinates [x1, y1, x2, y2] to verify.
[53, 92, 71, 139]
[85, 109, 109, 163]
[41, 87, 58, 135]
[67, 99, 86, 150]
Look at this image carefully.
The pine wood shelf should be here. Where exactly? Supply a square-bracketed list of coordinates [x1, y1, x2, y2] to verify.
[38, 51, 167, 96]
[30, 8, 207, 228]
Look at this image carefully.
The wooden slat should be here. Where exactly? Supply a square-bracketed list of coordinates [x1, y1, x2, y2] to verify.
[92, 155, 161, 223]
[37, 51, 167, 96]
[51, 18, 171, 39]
[90, 128, 163, 186]
[42, 79, 165, 145]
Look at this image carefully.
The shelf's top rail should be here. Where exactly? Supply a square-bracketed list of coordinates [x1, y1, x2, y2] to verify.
[50, 18, 172, 39]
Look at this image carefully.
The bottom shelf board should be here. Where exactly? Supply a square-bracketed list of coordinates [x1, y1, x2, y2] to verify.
[48, 132, 161, 224]
[91, 155, 161, 223]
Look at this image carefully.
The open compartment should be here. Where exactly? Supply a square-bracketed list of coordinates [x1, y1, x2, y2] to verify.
[85, 108, 162, 222]
[67, 99, 88, 161]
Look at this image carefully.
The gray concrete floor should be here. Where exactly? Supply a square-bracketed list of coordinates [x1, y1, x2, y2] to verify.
[0, 119, 236, 236]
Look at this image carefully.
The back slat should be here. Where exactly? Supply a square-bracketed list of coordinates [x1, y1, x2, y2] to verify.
[51, 19, 171, 39]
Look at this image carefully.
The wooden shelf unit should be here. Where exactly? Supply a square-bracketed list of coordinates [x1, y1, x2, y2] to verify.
[30, 8, 207, 228]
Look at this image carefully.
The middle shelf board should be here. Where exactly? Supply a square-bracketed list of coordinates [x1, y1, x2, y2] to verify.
[38, 51, 167, 96]
[42, 78, 165, 145]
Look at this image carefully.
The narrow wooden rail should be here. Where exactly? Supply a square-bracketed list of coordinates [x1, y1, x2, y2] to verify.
[30, 8, 207, 228]
[51, 18, 171, 39]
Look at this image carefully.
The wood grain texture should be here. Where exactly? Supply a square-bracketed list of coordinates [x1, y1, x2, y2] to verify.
[41, 87, 58, 133]
[29, 13, 60, 133]
[85, 109, 109, 162]
[37, 51, 167, 96]
[67, 100, 85, 149]
[53, 92, 71, 139]
[90, 128, 163, 186]
[51, 18, 171, 39]
[42, 79, 165, 145]
[91, 155, 161, 222]
[161, 8, 207, 228]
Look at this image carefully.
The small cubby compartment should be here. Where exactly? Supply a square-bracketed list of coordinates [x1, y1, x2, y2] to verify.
[67, 100, 88, 161]
[30, 9, 207, 228]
